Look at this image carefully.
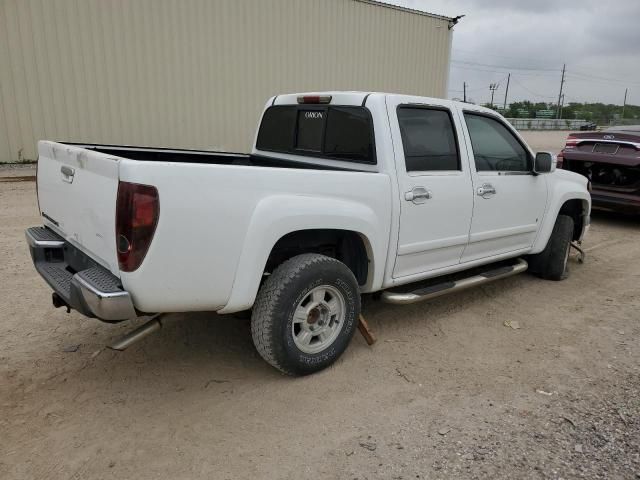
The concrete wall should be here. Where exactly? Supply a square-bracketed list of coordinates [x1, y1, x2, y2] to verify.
[0, 0, 452, 162]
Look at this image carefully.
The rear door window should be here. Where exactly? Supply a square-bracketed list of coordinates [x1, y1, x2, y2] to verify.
[397, 107, 460, 172]
[256, 105, 375, 164]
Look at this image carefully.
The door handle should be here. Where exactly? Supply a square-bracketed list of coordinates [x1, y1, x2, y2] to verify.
[60, 165, 75, 184]
[404, 187, 432, 204]
[477, 183, 496, 198]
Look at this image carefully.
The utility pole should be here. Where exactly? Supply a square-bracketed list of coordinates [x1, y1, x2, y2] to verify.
[463, 82, 467, 103]
[622, 88, 628, 118]
[556, 63, 566, 119]
[489, 83, 499, 108]
[503, 73, 511, 111]
[559, 94, 565, 120]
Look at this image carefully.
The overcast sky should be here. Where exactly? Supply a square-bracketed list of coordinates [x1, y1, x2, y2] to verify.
[387, 0, 640, 106]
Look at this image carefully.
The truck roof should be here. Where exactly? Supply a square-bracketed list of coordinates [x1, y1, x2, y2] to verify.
[271, 91, 498, 116]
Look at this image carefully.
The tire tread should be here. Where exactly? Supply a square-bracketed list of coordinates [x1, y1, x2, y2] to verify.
[251, 253, 356, 375]
[529, 214, 574, 281]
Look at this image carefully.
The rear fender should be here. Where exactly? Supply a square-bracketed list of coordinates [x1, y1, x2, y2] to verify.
[218, 194, 383, 313]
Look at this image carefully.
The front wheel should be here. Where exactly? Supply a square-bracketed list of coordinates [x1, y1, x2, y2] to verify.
[528, 214, 574, 281]
[251, 253, 360, 376]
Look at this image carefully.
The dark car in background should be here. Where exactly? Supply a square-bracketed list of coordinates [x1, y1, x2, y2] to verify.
[579, 122, 598, 131]
[558, 126, 640, 214]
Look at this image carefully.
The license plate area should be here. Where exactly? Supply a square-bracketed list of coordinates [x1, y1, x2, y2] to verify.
[593, 143, 619, 154]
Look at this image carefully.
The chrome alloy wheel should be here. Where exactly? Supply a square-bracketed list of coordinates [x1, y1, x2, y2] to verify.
[291, 285, 346, 354]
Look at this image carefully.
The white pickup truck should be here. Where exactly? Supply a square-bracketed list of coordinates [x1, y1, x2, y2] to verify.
[27, 92, 590, 375]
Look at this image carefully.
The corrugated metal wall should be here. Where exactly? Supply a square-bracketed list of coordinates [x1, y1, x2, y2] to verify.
[0, 0, 452, 162]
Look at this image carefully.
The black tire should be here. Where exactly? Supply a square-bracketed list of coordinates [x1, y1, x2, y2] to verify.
[251, 253, 360, 376]
[528, 214, 574, 281]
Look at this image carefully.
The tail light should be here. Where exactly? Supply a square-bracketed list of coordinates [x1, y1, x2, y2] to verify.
[115, 181, 159, 272]
[556, 151, 564, 169]
[564, 134, 578, 149]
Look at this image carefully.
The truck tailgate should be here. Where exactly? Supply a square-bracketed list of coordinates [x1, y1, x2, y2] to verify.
[37, 141, 121, 276]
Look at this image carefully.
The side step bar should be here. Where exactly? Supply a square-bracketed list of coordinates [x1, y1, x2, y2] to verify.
[381, 258, 528, 305]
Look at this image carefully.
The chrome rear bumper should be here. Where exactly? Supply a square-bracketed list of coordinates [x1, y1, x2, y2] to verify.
[26, 226, 136, 321]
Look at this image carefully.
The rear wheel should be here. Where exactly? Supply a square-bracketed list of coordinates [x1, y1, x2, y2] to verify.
[528, 214, 574, 280]
[251, 253, 360, 376]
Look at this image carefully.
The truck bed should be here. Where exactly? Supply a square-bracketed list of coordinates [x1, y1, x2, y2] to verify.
[36, 140, 391, 313]
[66, 143, 356, 171]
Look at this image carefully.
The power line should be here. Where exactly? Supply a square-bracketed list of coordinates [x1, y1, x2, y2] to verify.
[453, 48, 560, 68]
[452, 59, 559, 72]
[452, 57, 640, 87]
[567, 69, 640, 85]
[449, 82, 496, 94]
[450, 63, 559, 78]
[565, 73, 640, 88]
[453, 74, 591, 104]
[451, 60, 638, 105]
[562, 94, 584, 103]
[509, 77, 556, 99]
[453, 49, 640, 85]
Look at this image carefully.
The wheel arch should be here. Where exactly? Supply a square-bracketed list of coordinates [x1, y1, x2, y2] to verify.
[217, 194, 385, 314]
[559, 198, 589, 241]
[264, 229, 372, 287]
[532, 193, 590, 254]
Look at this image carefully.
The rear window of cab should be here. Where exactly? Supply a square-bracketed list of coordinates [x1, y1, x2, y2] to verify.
[256, 105, 376, 164]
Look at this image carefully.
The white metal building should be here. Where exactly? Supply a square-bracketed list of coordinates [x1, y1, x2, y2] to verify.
[0, 0, 453, 162]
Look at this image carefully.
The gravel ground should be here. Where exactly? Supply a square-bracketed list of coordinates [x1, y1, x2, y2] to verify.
[0, 164, 36, 179]
[1, 132, 639, 479]
[519, 130, 574, 154]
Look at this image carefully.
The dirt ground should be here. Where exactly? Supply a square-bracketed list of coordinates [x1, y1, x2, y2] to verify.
[519, 130, 574, 154]
[2, 133, 639, 479]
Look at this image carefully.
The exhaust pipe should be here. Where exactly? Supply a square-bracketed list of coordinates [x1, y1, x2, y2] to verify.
[108, 314, 163, 351]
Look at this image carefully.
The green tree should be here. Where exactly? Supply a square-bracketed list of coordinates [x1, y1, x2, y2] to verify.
[502, 101, 640, 123]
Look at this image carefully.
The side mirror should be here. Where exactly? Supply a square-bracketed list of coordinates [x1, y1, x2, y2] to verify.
[534, 152, 554, 174]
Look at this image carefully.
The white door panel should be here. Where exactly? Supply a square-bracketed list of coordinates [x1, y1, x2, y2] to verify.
[458, 112, 547, 262]
[395, 175, 473, 276]
[464, 173, 547, 260]
[388, 98, 474, 278]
